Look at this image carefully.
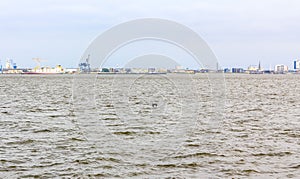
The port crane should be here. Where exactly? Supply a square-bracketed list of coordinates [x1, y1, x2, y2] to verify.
[79, 54, 91, 72]
[32, 58, 47, 70]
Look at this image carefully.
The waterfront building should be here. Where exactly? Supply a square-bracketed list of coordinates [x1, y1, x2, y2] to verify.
[157, 68, 168, 73]
[184, 69, 195, 74]
[246, 61, 264, 74]
[248, 65, 258, 71]
[65, 68, 79, 74]
[173, 66, 186, 73]
[224, 68, 231, 73]
[129, 68, 148, 73]
[247, 65, 258, 74]
[274, 64, 288, 73]
[232, 68, 244, 73]
[148, 68, 156, 73]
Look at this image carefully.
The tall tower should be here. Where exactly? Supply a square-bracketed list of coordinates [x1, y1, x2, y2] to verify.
[258, 60, 261, 71]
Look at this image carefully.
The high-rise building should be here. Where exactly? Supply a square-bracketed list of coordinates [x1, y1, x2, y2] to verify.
[294, 59, 300, 71]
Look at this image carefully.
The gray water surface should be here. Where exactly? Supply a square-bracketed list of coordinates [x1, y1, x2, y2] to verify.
[0, 74, 299, 178]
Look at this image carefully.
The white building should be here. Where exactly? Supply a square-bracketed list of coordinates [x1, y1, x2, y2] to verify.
[274, 64, 288, 73]
[65, 68, 78, 74]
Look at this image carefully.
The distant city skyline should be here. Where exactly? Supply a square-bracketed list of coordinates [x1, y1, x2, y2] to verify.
[1, 0, 300, 69]
[1, 57, 298, 72]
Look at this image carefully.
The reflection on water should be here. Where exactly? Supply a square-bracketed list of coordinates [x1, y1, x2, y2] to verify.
[0, 74, 299, 178]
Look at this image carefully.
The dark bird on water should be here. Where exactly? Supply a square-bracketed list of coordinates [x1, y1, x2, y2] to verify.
[152, 103, 158, 108]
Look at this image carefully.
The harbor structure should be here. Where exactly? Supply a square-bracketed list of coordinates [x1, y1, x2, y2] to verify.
[5, 58, 17, 69]
[79, 54, 91, 73]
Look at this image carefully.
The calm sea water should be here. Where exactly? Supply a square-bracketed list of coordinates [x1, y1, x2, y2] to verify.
[0, 74, 299, 178]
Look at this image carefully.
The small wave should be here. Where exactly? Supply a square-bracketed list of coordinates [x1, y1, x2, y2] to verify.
[95, 157, 122, 163]
[73, 159, 90, 165]
[69, 137, 85, 141]
[1, 111, 12, 115]
[185, 144, 200, 147]
[102, 165, 113, 169]
[102, 117, 119, 120]
[128, 171, 150, 177]
[0, 159, 8, 163]
[32, 162, 63, 168]
[9, 160, 26, 164]
[28, 108, 44, 112]
[241, 169, 259, 174]
[289, 164, 300, 169]
[106, 124, 123, 127]
[252, 151, 292, 157]
[156, 162, 201, 168]
[180, 162, 202, 168]
[143, 131, 160, 135]
[20, 174, 41, 178]
[48, 114, 67, 118]
[244, 108, 263, 112]
[93, 173, 110, 177]
[174, 152, 224, 159]
[6, 139, 35, 145]
[156, 164, 177, 168]
[33, 129, 52, 133]
[113, 131, 137, 135]
[104, 104, 114, 108]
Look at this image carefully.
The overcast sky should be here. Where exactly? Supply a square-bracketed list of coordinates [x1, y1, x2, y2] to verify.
[0, 0, 299, 69]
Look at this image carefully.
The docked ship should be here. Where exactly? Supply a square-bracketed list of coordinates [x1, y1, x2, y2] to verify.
[23, 58, 65, 74]
[23, 65, 65, 74]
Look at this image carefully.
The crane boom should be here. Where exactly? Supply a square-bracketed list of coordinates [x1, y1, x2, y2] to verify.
[32, 58, 47, 69]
